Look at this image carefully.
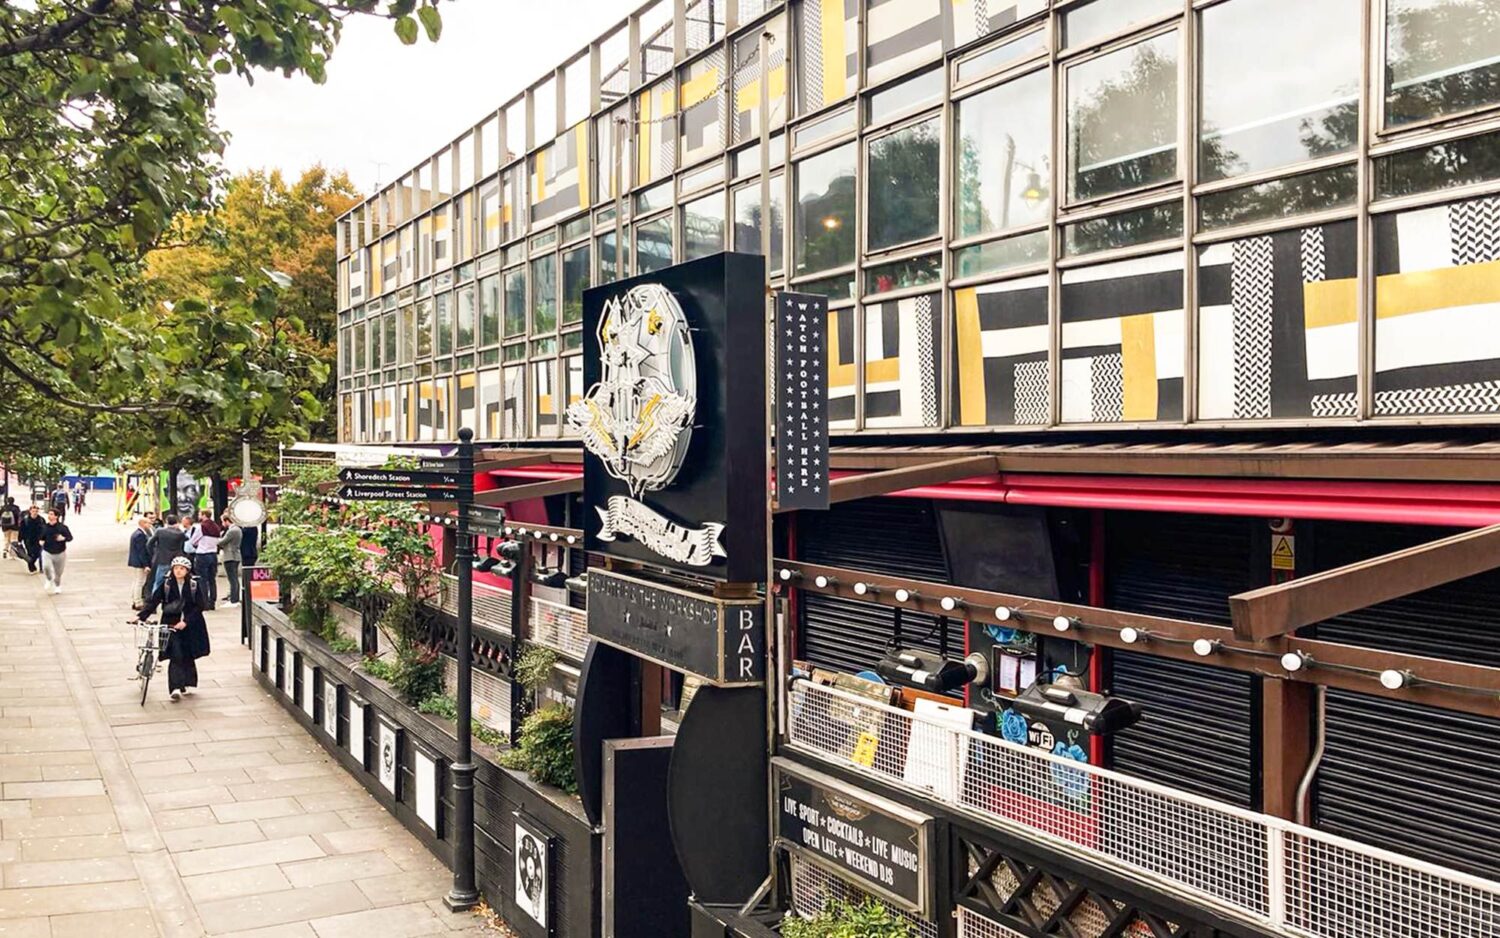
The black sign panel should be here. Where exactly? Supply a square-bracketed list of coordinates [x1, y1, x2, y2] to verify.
[338, 468, 463, 487]
[775, 291, 829, 511]
[772, 758, 932, 914]
[578, 253, 767, 583]
[586, 568, 764, 685]
[338, 484, 460, 501]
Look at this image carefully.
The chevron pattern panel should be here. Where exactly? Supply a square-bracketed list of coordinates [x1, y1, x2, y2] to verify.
[1449, 196, 1500, 266]
[1230, 236, 1274, 419]
[1013, 360, 1049, 425]
[1089, 353, 1124, 422]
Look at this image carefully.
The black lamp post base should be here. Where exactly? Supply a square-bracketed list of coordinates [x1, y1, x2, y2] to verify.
[442, 890, 481, 913]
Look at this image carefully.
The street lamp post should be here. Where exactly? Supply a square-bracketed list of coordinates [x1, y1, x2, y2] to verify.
[445, 427, 480, 912]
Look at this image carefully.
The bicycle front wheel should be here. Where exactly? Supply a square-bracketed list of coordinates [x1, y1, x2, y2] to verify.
[138, 652, 154, 706]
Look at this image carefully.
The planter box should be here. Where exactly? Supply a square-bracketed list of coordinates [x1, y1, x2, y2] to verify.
[251, 601, 600, 937]
[328, 599, 364, 647]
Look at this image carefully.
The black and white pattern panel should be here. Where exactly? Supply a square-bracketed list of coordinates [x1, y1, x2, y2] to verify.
[1373, 194, 1500, 416]
[950, 0, 1047, 49]
[1198, 220, 1358, 420]
[864, 292, 942, 428]
[953, 274, 1048, 426]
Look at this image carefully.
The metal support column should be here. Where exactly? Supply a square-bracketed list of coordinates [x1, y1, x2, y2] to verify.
[445, 427, 480, 912]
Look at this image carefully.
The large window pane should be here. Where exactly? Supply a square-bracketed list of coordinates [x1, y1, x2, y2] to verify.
[682, 192, 727, 260]
[530, 254, 557, 333]
[434, 292, 454, 356]
[399, 305, 415, 364]
[733, 176, 785, 274]
[867, 116, 940, 251]
[1199, 165, 1358, 230]
[383, 312, 397, 364]
[1064, 0, 1179, 48]
[478, 274, 500, 346]
[597, 231, 623, 283]
[956, 69, 1050, 239]
[456, 284, 476, 349]
[562, 244, 590, 326]
[1200, 0, 1360, 181]
[415, 298, 433, 359]
[1375, 130, 1500, 199]
[1386, 0, 1500, 127]
[504, 267, 527, 338]
[636, 217, 674, 273]
[794, 143, 856, 274]
[353, 320, 366, 372]
[1067, 31, 1179, 202]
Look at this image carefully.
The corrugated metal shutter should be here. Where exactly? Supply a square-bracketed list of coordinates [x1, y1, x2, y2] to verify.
[1312, 522, 1500, 881]
[797, 498, 951, 676]
[1105, 512, 1259, 809]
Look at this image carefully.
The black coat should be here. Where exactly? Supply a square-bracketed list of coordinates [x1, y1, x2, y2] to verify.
[149, 526, 188, 567]
[18, 514, 44, 545]
[139, 576, 211, 661]
[128, 528, 152, 568]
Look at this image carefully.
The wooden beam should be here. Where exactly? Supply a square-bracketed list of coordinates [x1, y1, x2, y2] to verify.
[1260, 679, 1313, 821]
[815, 455, 997, 507]
[474, 449, 565, 472]
[1228, 523, 1500, 640]
[775, 559, 1500, 719]
[473, 476, 582, 506]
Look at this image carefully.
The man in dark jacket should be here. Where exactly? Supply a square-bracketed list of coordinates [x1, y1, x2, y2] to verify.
[17, 505, 44, 574]
[0, 496, 20, 561]
[128, 516, 153, 608]
[148, 514, 190, 595]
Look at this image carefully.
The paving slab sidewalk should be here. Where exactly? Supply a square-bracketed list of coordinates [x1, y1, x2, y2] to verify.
[0, 506, 498, 937]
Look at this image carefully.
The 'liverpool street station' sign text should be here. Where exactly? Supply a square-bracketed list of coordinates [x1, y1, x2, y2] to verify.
[775, 291, 829, 511]
[772, 758, 933, 914]
[586, 568, 764, 685]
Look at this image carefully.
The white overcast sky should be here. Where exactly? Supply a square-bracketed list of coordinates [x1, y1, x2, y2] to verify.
[215, 0, 629, 195]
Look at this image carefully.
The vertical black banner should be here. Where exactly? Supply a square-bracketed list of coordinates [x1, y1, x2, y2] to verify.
[775, 292, 829, 510]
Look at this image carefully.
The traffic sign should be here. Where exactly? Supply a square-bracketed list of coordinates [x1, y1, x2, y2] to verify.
[338, 467, 464, 487]
[339, 484, 463, 501]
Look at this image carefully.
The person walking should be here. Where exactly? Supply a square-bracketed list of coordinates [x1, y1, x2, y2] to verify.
[188, 509, 222, 610]
[128, 516, 154, 609]
[72, 481, 85, 515]
[40, 509, 72, 594]
[18, 505, 44, 575]
[49, 483, 68, 522]
[136, 556, 211, 701]
[218, 514, 243, 608]
[149, 514, 190, 594]
[0, 496, 20, 561]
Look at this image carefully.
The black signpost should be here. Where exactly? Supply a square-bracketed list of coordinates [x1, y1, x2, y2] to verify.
[445, 428, 480, 912]
[775, 291, 830, 511]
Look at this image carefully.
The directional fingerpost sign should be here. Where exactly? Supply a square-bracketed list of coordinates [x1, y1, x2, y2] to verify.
[338, 468, 463, 487]
[339, 485, 463, 501]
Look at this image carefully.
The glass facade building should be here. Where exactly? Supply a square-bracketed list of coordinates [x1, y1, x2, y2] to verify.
[335, 0, 1500, 443]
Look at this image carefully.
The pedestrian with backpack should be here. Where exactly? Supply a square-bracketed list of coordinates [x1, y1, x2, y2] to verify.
[40, 508, 72, 594]
[0, 497, 20, 561]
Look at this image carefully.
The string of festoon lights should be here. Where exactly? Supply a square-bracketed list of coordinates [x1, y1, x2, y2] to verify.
[776, 567, 1500, 701]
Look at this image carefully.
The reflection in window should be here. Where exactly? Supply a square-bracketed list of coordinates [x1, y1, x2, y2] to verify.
[503, 365, 525, 438]
[868, 67, 944, 124]
[1199, 165, 1358, 230]
[415, 299, 433, 359]
[797, 271, 855, 302]
[1386, 0, 1500, 127]
[399, 305, 415, 364]
[865, 253, 940, 295]
[956, 69, 1050, 239]
[368, 319, 382, 370]
[504, 267, 526, 338]
[1200, 0, 1359, 181]
[456, 284, 476, 349]
[383, 312, 397, 364]
[683, 192, 727, 260]
[794, 143, 856, 274]
[1063, 0, 1179, 48]
[1063, 201, 1182, 256]
[733, 177, 785, 274]
[434, 292, 454, 356]
[867, 117, 941, 251]
[636, 216, 674, 273]
[353, 319, 366, 371]
[532, 359, 558, 434]
[597, 231, 623, 283]
[478, 274, 500, 346]
[562, 244, 590, 325]
[531, 254, 557, 333]
[1067, 31, 1179, 201]
[1375, 130, 1500, 199]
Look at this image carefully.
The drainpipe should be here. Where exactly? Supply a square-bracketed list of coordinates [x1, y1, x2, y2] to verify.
[1293, 686, 1328, 826]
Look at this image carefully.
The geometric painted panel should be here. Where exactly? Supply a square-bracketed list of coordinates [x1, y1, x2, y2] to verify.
[829, 306, 857, 429]
[866, 0, 945, 86]
[796, 0, 859, 113]
[864, 292, 941, 428]
[1197, 220, 1358, 419]
[954, 275, 1049, 426]
[1373, 193, 1500, 416]
[1059, 252, 1185, 423]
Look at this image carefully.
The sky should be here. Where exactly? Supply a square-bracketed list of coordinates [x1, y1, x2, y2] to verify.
[214, 0, 629, 196]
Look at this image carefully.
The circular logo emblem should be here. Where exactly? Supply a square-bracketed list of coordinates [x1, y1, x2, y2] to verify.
[228, 496, 266, 527]
[518, 831, 544, 903]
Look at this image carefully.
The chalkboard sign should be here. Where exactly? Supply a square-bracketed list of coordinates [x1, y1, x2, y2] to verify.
[775, 291, 829, 511]
[772, 758, 933, 914]
[586, 568, 764, 685]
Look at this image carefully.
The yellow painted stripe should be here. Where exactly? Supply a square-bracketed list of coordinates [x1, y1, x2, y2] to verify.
[1120, 312, 1158, 421]
[538, 393, 554, 413]
[532, 147, 547, 203]
[863, 358, 900, 384]
[735, 66, 787, 115]
[1303, 277, 1358, 329]
[637, 88, 652, 186]
[575, 123, 590, 207]
[680, 66, 720, 110]
[1376, 259, 1500, 320]
[459, 373, 475, 391]
[819, 0, 847, 103]
[954, 287, 986, 426]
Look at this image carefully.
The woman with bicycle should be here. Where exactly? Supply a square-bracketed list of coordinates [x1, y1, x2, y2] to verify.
[136, 555, 211, 700]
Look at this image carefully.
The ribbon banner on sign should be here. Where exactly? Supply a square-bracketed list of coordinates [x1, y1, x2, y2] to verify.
[595, 495, 726, 567]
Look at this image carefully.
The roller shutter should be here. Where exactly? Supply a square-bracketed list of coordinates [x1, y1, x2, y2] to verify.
[1311, 522, 1500, 881]
[797, 498, 951, 676]
[1104, 512, 1260, 809]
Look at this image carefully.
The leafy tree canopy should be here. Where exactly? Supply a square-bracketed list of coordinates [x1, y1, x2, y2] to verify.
[0, 0, 442, 471]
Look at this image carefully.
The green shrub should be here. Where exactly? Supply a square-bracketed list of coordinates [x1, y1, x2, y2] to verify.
[781, 900, 912, 938]
[514, 644, 558, 693]
[500, 705, 577, 794]
[327, 634, 359, 655]
[418, 694, 507, 749]
[392, 645, 444, 706]
[362, 655, 398, 683]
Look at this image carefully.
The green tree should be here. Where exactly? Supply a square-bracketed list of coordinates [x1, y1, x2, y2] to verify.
[0, 1, 443, 465]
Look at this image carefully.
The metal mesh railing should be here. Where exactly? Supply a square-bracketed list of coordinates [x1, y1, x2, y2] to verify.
[279, 453, 336, 475]
[528, 597, 589, 660]
[439, 573, 512, 634]
[440, 654, 510, 734]
[788, 857, 939, 938]
[955, 909, 1027, 938]
[785, 679, 1500, 938]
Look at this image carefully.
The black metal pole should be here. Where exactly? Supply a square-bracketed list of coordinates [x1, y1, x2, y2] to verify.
[445, 427, 480, 912]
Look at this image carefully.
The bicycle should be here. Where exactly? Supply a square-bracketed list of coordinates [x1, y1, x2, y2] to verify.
[133, 619, 171, 706]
